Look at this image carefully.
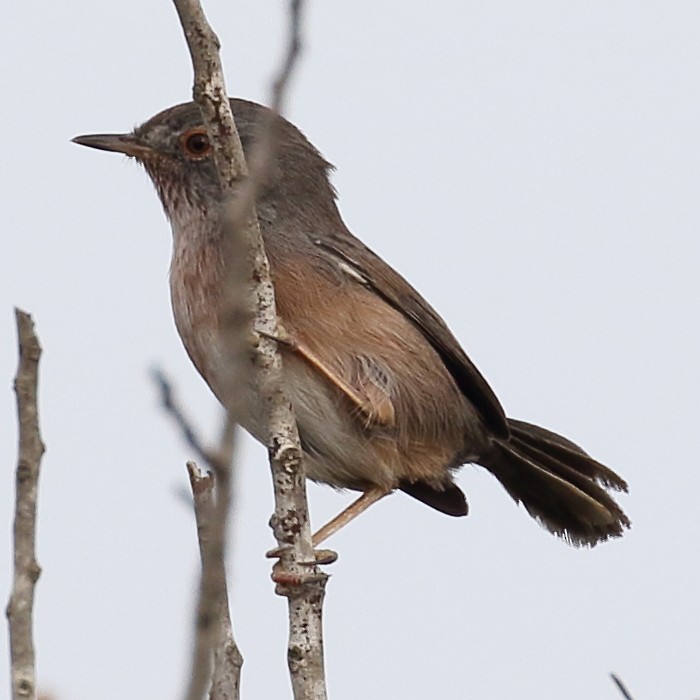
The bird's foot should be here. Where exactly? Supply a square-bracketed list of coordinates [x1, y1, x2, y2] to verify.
[266, 545, 336, 590]
[266, 545, 338, 566]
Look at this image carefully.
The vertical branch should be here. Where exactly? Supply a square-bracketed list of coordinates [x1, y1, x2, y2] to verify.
[172, 4, 251, 699]
[187, 463, 242, 700]
[171, 2, 328, 699]
[253, 5, 330, 697]
[152, 368, 240, 700]
[183, 417, 236, 700]
[6, 309, 46, 700]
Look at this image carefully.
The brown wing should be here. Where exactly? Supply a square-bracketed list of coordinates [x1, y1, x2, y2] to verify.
[312, 232, 509, 439]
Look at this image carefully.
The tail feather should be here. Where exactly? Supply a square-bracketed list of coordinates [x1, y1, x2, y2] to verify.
[509, 436, 623, 516]
[483, 419, 630, 546]
[508, 419, 628, 492]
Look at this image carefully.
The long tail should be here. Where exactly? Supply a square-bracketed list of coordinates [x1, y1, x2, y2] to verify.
[482, 419, 630, 546]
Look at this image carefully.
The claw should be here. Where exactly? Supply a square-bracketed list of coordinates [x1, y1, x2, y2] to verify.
[266, 545, 338, 566]
[265, 544, 292, 559]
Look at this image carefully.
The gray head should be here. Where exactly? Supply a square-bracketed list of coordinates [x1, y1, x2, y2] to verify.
[73, 98, 340, 227]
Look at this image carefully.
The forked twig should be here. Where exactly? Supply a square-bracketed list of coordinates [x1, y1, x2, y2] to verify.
[151, 366, 237, 700]
[151, 368, 221, 468]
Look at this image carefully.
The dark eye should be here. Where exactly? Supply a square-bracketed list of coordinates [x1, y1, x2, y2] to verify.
[181, 129, 211, 158]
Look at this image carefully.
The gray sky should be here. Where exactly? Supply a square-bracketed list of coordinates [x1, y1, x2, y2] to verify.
[2, 1, 699, 698]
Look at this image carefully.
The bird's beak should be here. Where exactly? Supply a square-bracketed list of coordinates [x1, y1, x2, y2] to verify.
[71, 133, 153, 159]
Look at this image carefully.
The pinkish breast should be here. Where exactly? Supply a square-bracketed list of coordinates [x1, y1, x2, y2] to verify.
[168, 224, 226, 395]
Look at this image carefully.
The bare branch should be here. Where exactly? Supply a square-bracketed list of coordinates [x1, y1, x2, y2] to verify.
[171, 1, 328, 699]
[152, 363, 238, 700]
[610, 673, 635, 700]
[166, 20, 250, 699]
[151, 368, 222, 468]
[188, 463, 242, 700]
[250, 7, 330, 696]
[270, 0, 303, 108]
[172, 0, 248, 191]
[181, 412, 236, 700]
[6, 309, 46, 700]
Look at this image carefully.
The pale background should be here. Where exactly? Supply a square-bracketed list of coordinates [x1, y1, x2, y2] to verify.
[2, 2, 699, 698]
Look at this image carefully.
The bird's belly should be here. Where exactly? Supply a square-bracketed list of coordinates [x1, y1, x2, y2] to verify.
[168, 311, 477, 493]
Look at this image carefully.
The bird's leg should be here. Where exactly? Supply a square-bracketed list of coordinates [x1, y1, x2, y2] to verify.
[258, 329, 394, 427]
[265, 487, 390, 563]
[312, 487, 391, 547]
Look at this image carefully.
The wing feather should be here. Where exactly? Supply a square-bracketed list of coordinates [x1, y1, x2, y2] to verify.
[312, 233, 509, 438]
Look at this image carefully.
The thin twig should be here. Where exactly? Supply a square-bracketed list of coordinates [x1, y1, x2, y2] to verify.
[183, 413, 236, 700]
[6, 309, 46, 700]
[151, 367, 222, 468]
[610, 673, 635, 700]
[187, 463, 242, 700]
[171, 2, 328, 699]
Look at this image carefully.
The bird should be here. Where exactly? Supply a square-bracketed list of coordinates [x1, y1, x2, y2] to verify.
[73, 98, 630, 547]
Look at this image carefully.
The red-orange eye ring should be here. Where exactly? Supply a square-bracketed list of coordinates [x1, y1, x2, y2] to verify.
[180, 128, 212, 159]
